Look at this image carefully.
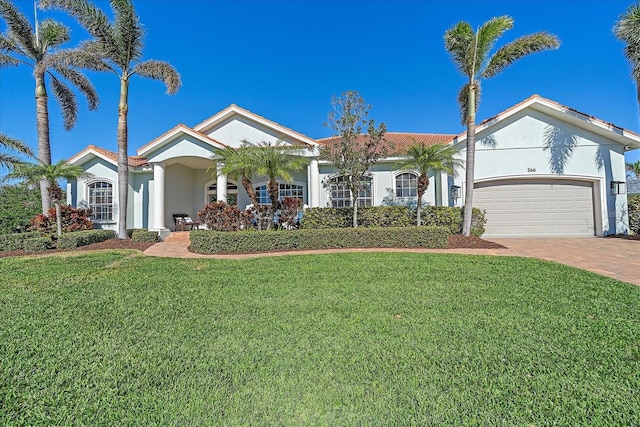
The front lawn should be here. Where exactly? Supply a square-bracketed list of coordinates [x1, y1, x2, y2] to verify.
[0, 251, 638, 425]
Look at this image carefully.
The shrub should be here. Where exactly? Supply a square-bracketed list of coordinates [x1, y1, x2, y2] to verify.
[0, 231, 42, 251]
[278, 197, 303, 229]
[301, 206, 486, 236]
[0, 183, 42, 234]
[629, 195, 640, 234]
[197, 202, 252, 231]
[23, 236, 53, 252]
[129, 229, 159, 242]
[57, 230, 116, 249]
[30, 205, 93, 234]
[190, 226, 450, 254]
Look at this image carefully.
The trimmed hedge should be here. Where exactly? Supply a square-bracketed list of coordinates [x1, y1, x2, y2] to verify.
[190, 226, 450, 254]
[302, 206, 486, 236]
[23, 236, 53, 252]
[57, 230, 116, 249]
[128, 229, 159, 242]
[0, 232, 41, 251]
[629, 195, 640, 234]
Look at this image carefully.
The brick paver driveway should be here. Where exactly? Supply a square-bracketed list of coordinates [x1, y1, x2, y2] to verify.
[488, 237, 639, 286]
[145, 233, 639, 286]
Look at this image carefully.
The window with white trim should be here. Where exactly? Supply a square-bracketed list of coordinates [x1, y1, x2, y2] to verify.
[87, 181, 113, 222]
[395, 172, 418, 198]
[254, 183, 304, 205]
[206, 181, 238, 205]
[329, 175, 372, 207]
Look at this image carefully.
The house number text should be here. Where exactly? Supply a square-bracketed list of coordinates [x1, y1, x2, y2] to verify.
[527, 168, 536, 173]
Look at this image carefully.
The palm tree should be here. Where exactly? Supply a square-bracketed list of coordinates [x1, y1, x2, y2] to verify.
[0, 0, 99, 214]
[627, 160, 640, 179]
[614, 4, 640, 118]
[253, 141, 307, 210]
[41, 0, 181, 239]
[444, 16, 559, 236]
[210, 144, 261, 208]
[0, 133, 33, 170]
[5, 160, 93, 236]
[397, 142, 463, 226]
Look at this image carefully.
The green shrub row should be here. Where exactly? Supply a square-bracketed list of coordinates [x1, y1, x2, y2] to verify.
[629, 195, 640, 234]
[302, 206, 486, 236]
[190, 226, 450, 254]
[0, 232, 42, 251]
[23, 236, 53, 252]
[57, 230, 116, 249]
[126, 229, 159, 242]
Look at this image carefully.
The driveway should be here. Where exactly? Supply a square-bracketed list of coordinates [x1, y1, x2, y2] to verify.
[145, 233, 640, 286]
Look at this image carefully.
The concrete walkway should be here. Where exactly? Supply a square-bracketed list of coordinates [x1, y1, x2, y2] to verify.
[144, 232, 640, 286]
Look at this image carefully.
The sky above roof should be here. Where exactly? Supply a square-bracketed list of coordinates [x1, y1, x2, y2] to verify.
[1, 0, 640, 164]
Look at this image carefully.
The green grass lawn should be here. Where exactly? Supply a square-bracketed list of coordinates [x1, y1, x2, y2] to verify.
[0, 251, 638, 426]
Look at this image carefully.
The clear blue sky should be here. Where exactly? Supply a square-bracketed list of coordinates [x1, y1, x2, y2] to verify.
[1, 0, 640, 164]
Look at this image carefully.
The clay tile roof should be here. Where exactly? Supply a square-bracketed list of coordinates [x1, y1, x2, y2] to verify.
[316, 132, 456, 155]
[87, 145, 149, 168]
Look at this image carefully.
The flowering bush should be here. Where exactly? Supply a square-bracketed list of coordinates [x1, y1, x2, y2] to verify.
[30, 205, 93, 234]
[197, 202, 253, 231]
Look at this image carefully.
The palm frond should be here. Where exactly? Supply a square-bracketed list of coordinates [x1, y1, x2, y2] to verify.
[0, 0, 38, 60]
[46, 45, 112, 72]
[444, 21, 474, 77]
[6, 159, 93, 185]
[38, 18, 70, 51]
[49, 75, 78, 130]
[50, 62, 99, 110]
[483, 32, 559, 79]
[0, 33, 22, 55]
[111, 0, 144, 66]
[456, 81, 481, 125]
[133, 60, 181, 94]
[0, 132, 34, 158]
[0, 51, 20, 66]
[40, 0, 118, 58]
[474, 16, 513, 75]
[615, 4, 640, 84]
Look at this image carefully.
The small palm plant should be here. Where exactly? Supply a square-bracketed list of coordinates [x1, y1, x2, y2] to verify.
[210, 144, 261, 208]
[397, 142, 463, 226]
[5, 160, 93, 237]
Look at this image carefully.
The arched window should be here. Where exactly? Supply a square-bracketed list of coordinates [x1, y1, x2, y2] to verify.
[395, 172, 418, 198]
[87, 180, 113, 222]
[329, 175, 372, 207]
[206, 180, 238, 205]
[254, 183, 304, 205]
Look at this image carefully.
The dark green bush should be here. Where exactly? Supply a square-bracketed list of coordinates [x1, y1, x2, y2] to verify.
[190, 226, 450, 254]
[629, 195, 640, 234]
[130, 229, 159, 242]
[23, 236, 53, 252]
[0, 232, 41, 251]
[301, 206, 486, 236]
[57, 230, 116, 249]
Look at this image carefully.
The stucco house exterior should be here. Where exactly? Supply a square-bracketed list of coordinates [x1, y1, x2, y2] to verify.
[67, 94, 640, 237]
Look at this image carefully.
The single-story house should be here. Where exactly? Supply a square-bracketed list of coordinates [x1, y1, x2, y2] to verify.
[67, 94, 640, 237]
[628, 178, 640, 196]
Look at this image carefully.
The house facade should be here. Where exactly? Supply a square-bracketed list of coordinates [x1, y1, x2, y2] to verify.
[67, 95, 640, 237]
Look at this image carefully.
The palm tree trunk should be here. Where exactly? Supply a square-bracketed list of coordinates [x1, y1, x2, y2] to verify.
[417, 174, 429, 227]
[267, 178, 279, 209]
[242, 175, 259, 207]
[35, 70, 51, 215]
[117, 77, 129, 239]
[462, 84, 476, 237]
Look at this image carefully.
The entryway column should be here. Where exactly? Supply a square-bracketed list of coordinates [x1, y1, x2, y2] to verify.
[308, 158, 320, 207]
[216, 162, 227, 202]
[153, 162, 166, 229]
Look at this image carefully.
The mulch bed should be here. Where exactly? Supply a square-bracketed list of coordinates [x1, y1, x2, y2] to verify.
[0, 235, 505, 259]
[605, 234, 640, 241]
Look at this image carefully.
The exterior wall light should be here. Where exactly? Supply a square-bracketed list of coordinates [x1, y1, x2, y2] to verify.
[451, 185, 461, 200]
[610, 181, 626, 195]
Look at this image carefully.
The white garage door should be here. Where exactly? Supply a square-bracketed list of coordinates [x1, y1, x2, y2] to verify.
[473, 179, 595, 237]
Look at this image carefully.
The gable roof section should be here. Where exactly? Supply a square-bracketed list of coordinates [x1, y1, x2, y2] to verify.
[137, 124, 227, 157]
[67, 145, 149, 168]
[455, 94, 640, 148]
[193, 104, 319, 147]
[317, 132, 456, 155]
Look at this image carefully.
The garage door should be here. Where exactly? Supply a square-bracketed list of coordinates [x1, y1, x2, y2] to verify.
[473, 179, 595, 237]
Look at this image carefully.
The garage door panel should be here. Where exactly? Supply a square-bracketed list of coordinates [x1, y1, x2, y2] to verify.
[474, 180, 595, 237]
